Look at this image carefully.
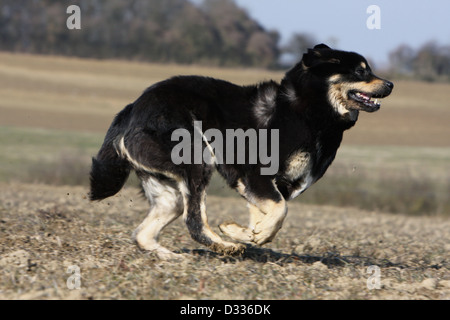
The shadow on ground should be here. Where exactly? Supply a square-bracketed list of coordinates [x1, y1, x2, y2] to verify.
[181, 246, 437, 269]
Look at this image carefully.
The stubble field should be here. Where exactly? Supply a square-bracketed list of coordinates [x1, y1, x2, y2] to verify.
[0, 52, 449, 300]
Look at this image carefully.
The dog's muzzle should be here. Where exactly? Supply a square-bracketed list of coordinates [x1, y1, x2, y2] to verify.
[348, 80, 394, 112]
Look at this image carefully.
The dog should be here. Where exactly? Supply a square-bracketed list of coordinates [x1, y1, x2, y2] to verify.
[90, 44, 393, 259]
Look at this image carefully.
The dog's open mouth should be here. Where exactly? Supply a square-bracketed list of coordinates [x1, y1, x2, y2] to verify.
[348, 91, 382, 112]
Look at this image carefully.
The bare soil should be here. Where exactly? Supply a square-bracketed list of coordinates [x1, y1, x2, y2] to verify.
[0, 183, 448, 300]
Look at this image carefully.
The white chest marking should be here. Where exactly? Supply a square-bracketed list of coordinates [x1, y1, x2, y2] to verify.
[289, 174, 314, 200]
[285, 151, 310, 181]
[284, 151, 315, 200]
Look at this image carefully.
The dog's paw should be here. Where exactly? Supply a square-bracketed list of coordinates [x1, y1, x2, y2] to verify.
[219, 221, 254, 243]
[136, 241, 186, 261]
[154, 249, 187, 261]
[251, 229, 277, 246]
[210, 241, 246, 256]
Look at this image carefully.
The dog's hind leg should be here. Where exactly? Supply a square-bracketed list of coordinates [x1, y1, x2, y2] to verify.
[133, 174, 184, 260]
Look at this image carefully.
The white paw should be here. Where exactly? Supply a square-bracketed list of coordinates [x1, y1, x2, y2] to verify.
[154, 249, 186, 261]
[219, 221, 254, 243]
[252, 229, 276, 245]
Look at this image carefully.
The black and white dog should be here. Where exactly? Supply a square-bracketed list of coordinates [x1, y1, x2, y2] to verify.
[90, 44, 393, 259]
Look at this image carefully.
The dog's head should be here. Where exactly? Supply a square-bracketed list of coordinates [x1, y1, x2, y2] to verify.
[293, 44, 393, 121]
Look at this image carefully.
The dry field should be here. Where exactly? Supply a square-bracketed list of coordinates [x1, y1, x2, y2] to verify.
[0, 52, 449, 300]
[0, 52, 449, 147]
[0, 183, 448, 300]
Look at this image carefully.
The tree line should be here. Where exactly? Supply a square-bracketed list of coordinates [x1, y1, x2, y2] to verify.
[388, 42, 450, 82]
[0, 0, 279, 68]
[1, 0, 449, 81]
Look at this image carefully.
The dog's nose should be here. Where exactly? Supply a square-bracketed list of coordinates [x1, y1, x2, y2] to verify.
[385, 81, 394, 90]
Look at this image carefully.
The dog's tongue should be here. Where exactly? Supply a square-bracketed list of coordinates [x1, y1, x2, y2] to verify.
[359, 93, 371, 100]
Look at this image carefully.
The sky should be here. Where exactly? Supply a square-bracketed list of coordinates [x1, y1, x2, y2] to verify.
[206, 0, 450, 68]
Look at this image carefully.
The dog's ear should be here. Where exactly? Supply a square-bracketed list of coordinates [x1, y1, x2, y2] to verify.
[302, 44, 340, 69]
[314, 43, 331, 50]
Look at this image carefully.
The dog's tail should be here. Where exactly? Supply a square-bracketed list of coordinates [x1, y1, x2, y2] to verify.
[89, 104, 134, 201]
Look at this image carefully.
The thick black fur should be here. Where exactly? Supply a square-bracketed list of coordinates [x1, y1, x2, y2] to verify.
[90, 44, 393, 252]
[89, 104, 133, 200]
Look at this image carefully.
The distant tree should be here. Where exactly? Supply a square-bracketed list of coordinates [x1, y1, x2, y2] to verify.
[246, 31, 280, 67]
[389, 41, 450, 82]
[282, 33, 317, 61]
[0, 0, 280, 68]
[414, 42, 450, 81]
[389, 44, 415, 75]
[200, 0, 279, 67]
[437, 45, 450, 77]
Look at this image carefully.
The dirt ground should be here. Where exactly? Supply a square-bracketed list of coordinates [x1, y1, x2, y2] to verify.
[0, 182, 448, 300]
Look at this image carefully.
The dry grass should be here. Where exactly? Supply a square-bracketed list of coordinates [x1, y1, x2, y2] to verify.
[1, 125, 449, 216]
[0, 183, 448, 300]
[0, 52, 281, 125]
[0, 52, 449, 216]
[0, 52, 449, 300]
[0, 51, 450, 147]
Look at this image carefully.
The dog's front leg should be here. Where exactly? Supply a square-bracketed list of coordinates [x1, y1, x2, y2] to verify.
[184, 188, 245, 255]
[218, 203, 265, 244]
[219, 177, 287, 246]
[250, 198, 287, 245]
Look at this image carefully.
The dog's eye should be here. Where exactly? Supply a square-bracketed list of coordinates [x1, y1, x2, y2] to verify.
[355, 67, 366, 77]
